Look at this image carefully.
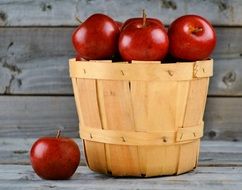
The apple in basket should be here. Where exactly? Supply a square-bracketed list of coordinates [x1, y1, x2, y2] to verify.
[72, 13, 120, 60]
[119, 12, 169, 61]
[168, 15, 216, 61]
[30, 130, 80, 180]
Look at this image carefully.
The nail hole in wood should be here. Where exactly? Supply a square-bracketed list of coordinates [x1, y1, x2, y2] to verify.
[0, 11, 7, 22]
[90, 133, 93, 139]
[110, 91, 115, 96]
[208, 130, 216, 139]
[193, 132, 196, 137]
[83, 69, 86, 74]
[167, 70, 174, 76]
[121, 70, 125, 76]
[180, 134, 183, 140]
[121, 136, 126, 142]
[162, 136, 167, 143]
[161, 0, 177, 10]
[223, 71, 236, 86]
[141, 173, 146, 177]
[202, 68, 205, 73]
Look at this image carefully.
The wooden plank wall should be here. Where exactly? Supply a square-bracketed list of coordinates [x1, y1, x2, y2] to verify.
[0, 0, 241, 141]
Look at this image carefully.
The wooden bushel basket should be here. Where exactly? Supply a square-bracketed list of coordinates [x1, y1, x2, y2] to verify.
[69, 58, 213, 177]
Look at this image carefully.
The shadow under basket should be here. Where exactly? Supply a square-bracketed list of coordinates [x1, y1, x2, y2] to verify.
[69, 58, 213, 177]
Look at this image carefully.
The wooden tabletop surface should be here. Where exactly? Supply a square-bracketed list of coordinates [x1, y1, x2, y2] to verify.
[0, 138, 241, 190]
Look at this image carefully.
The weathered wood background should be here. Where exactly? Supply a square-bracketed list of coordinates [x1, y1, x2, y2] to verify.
[0, 0, 242, 141]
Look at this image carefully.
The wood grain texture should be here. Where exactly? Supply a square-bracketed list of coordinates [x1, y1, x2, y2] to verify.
[204, 97, 242, 141]
[0, 165, 241, 190]
[1, 0, 242, 26]
[96, 79, 140, 176]
[0, 28, 242, 95]
[0, 96, 78, 138]
[1, 138, 242, 167]
[0, 27, 75, 95]
[75, 79, 108, 174]
[0, 96, 241, 141]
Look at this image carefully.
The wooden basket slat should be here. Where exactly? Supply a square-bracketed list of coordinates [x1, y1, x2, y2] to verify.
[129, 80, 147, 176]
[176, 78, 209, 174]
[177, 140, 199, 174]
[134, 80, 178, 176]
[195, 140, 201, 166]
[97, 79, 140, 176]
[75, 79, 108, 174]
[183, 78, 210, 126]
[143, 81, 177, 176]
[160, 145, 180, 175]
[175, 81, 190, 128]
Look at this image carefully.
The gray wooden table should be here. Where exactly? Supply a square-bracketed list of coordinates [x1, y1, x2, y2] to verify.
[0, 138, 241, 190]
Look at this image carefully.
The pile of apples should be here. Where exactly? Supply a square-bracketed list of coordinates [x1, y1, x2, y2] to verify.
[72, 11, 216, 62]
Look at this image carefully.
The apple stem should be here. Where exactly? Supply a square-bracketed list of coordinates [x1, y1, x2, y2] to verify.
[56, 130, 61, 138]
[75, 16, 82, 24]
[191, 27, 203, 34]
[142, 9, 147, 27]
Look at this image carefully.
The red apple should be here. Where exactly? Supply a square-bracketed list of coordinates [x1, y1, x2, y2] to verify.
[30, 130, 80, 180]
[168, 15, 216, 61]
[72, 13, 120, 60]
[119, 15, 169, 61]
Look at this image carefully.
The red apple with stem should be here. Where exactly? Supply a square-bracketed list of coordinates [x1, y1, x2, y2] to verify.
[30, 130, 80, 180]
[72, 13, 120, 60]
[168, 15, 216, 61]
[119, 12, 169, 61]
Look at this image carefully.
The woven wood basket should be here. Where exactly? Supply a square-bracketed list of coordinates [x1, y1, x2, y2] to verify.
[69, 58, 213, 177]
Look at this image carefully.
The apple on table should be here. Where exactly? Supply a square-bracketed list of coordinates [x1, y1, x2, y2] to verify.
[30, 130, 80, 180]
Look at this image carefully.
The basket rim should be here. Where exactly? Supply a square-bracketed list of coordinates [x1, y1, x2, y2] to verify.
[69, 58, 213, 65]
[69, 58, 213, 81]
